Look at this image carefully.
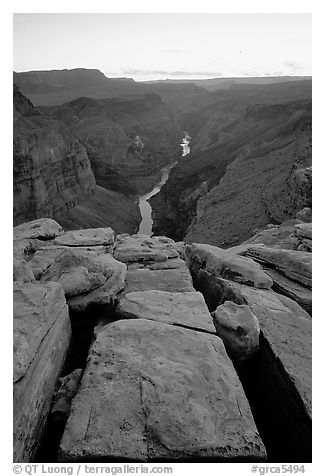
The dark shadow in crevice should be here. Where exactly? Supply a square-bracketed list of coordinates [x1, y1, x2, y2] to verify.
[35, 303, 116, 463]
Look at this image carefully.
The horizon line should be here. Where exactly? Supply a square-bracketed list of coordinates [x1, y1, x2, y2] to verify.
[13, 68, 312, 82]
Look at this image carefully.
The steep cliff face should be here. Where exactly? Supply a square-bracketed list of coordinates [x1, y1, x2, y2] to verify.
[41, 94, 182, 194]
[151, 98, 312, 246]
[14, 86, 142, 233]
[56, 185, 141, 235]
[13, 85, 96, 225]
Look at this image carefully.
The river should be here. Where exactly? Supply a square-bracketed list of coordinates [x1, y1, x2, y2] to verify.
[137, 133, 191, 235]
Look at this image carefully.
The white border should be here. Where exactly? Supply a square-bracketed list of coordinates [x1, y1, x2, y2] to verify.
[2, 2, 320, 475]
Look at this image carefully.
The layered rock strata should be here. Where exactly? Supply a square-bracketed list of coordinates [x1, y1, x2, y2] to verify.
[13, 86, 96, 225]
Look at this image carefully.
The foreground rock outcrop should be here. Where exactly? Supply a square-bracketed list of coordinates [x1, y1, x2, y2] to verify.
[227, 217, 312, 315]
[54, 232, 265, 462]
[13, 220, 311, 463]
[13, 281, 71, 462]
[59, 319, 265, 462]
[245, 246, 312, 288]
[186, 243, 273, 289]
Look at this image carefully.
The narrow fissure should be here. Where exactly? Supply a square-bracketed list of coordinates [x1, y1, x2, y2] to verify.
[35, 303, 115, 462]
[236, 334, 311, 463]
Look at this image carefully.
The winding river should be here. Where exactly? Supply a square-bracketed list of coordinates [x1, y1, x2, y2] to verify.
[137, 133, 191, 235]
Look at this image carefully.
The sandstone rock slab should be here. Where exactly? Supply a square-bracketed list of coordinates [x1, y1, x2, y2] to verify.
[29, 245, 108, 280]
[115, 290, 215, 333]
[53, 227, 114, 248]
[123, 267, 194, 294]
[186, 243, 273, 289]
[212, 301, 260, 362]
[265, 268, 312, 315]
[114, 234, 179, 264]
[40, 249, 126, 311]
[246, 245, 312, 288]
[13, 282, 71, 462]
[59, 319, 266, 462]
[13, 218, 63, 241]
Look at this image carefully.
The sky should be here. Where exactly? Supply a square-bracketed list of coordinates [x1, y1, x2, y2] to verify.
[13, 13, 311, 81]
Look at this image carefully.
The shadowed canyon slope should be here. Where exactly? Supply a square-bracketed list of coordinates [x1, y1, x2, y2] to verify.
[151, 80, 312, 247]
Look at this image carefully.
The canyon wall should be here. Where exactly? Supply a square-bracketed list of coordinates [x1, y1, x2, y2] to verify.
[13, 84, 96, 226]
[151, 81, 311, 247]
[41, 94, 182, 195]
[13, 86, 141, 233]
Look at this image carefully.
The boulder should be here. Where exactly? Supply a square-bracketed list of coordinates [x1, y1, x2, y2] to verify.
[53, 227, 114, 248]
[246, 246, 312, 288]
[51, 369, 83, 425]
[114, 234, 179, 264]
[13, 282, 71, 462]
[40, 249, 127, 311]
[115, 290, 215, 334]
[212, 301, 260, 362]
[13, 257, 35, 283]
[29, 245, 108, 280]
[186, 243, 273, 289]
[13, 218, 63, 241]
[59, 319, 266, 462]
